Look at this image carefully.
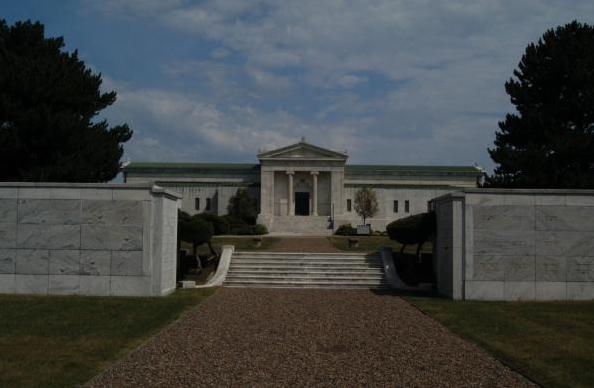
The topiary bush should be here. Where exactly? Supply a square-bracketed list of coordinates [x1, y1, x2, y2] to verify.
[196, 213, 229, 235]
[386, 212, 435, 246]
[253, 224, 268, 235]
[229, 224, 255, 235]
[335, 223, 357, 236]
[178, 211, 215, 256]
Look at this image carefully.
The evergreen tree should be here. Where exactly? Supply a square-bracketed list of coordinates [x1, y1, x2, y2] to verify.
[227, 188, 258, 225]
[0, 20, 132, 182]
[487, 21, 594, 188]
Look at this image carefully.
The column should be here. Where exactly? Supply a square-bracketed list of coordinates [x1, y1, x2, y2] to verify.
[311, 171, 319, 216]
[287, 171, 294, 215]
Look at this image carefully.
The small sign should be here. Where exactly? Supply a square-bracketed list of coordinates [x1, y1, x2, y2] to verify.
[356, 225, 371, 235]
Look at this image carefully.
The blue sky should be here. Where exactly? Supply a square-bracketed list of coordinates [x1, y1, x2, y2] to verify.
[2, 1, 594, 170]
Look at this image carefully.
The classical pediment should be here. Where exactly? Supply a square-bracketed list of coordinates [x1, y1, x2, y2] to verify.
[258, 140, 348, 161]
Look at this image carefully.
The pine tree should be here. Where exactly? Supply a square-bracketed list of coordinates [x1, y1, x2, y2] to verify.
[0, 20, 132, 182]
[487, 21, 594, 188]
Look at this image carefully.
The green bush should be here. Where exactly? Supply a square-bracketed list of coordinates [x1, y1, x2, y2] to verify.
[227, 188, 258, 225]
[229, 224, 255, 235]
[386, 212, 435, 245]
[253, 224, 268, 235]
[335, 223, 357, 236]
[196, 213, 229, 235]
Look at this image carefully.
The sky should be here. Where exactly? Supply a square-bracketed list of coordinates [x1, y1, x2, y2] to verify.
[2, 1, 594, 170]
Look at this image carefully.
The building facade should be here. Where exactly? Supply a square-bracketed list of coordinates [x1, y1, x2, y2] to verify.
[124, 140, 482, 234]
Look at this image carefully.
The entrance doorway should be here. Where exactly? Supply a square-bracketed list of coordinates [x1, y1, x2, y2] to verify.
[295, 192, 310, 215]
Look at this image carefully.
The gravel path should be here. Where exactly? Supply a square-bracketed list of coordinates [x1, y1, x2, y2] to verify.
[88, 289, 534, 387]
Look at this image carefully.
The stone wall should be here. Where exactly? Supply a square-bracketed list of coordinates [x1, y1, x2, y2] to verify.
[432, 189, 594, 301]
[0, 183, 181, 296]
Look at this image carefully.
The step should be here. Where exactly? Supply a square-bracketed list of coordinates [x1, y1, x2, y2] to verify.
[224, 283, 391, 289]
[233, 252, 380, 257]
[227, 269, 383, 275]
[226, 274, 384, 283]
[224, 278, 389, 286]
[229, 264, 383, 271]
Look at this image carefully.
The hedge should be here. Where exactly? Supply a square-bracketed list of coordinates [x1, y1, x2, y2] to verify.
[386, 212, 435, 245]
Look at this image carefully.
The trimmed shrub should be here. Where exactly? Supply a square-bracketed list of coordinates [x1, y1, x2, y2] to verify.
[196, 213, 229, 235]
[229, 224, 255, 235]
[386, 212, 435, 245]
[335, 223, 357, 236]
[227, 188, 258, 225]
[253, 224, 268, 235]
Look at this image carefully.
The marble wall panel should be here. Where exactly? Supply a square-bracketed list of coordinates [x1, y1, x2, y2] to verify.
[0, 223, 17, 248]
[504, 281, 536, 300]
[503, 256, 535, 281]
[49, 250, 80, 275]
[49, 275, 80, 294]
[111, 251, 143, 276]
[80, 250, 111, 276]
[535, 256, 567, 282]
[536, 206, 594, 232]
[0, 249, 16, 273]
[473, 205, 535, 231]
[17, 225, 80, 249]
[566, 257, 594, 282]
[16, 249, 49, 274]
[474, 229, 535, 256]
[81, 225, 143, 250]
[15, 274, 48, 294]
[536, 231, 594, 256]
[472, 255, 505, 281]
[81, 200, 144, 225]
[18, 199, 80, 224]
[0, 199, 17, 223]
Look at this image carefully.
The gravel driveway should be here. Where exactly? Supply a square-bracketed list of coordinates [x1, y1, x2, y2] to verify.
[88, 289, 534, 387]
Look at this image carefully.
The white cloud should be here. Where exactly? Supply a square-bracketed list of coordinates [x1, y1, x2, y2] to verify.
[90, 0, 594, 169]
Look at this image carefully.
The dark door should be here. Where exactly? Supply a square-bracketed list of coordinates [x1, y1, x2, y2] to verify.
[295, 192, 310, 215]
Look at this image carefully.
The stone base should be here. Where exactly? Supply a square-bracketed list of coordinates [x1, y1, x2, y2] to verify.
[258, 214, 333, 235]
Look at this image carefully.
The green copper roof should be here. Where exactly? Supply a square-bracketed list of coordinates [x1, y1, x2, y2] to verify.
[124, 162, 482, 176]
[345, 164, 482, 174]
[125, 162, 259, 170]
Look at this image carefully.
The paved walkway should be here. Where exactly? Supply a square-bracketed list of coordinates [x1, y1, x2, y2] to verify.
[88, 289, 533, 387]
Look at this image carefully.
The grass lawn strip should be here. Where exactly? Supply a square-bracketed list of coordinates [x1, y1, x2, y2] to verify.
[0, 288, 214, 388]
[406, 297, 594, 388]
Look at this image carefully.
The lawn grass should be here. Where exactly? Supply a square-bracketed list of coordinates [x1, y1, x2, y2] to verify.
[327, 236, 432, 254]
[0, 288, 215, 388]
[182, 236, 281, 256]
[406, 297, 594, 388]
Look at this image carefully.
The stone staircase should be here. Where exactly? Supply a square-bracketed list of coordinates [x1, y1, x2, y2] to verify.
[269, 216, 333, 235]
[223, 251, 390, 289]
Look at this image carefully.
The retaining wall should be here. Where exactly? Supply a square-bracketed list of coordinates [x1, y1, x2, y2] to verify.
[0, 183, 181, 296]
[432, 189, 594, 301]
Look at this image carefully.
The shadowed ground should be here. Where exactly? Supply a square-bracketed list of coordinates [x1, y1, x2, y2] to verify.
[88, 288, 534, 387]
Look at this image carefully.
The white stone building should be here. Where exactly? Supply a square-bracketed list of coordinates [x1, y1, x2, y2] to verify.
[123, 140, 482, 234]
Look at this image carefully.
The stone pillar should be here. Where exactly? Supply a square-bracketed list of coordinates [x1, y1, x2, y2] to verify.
[311, 171, 319, 216]
[287, 171, 294, 215]
[330, 170, 344, 216]
[259, 170, 275, 215]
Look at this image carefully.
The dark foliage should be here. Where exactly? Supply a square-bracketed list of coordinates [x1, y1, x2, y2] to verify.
[393, 252, 435, 286]
[227, 189, 258, 225]
[487, 21, 594, 188]
[178, 211, 215, 258]
[196, 213, 230, 235]
[253, 224, 268, 235]
[0, 20, 131, 182]
[386, 212, 435, 246]
[335, 223, 357, 236]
